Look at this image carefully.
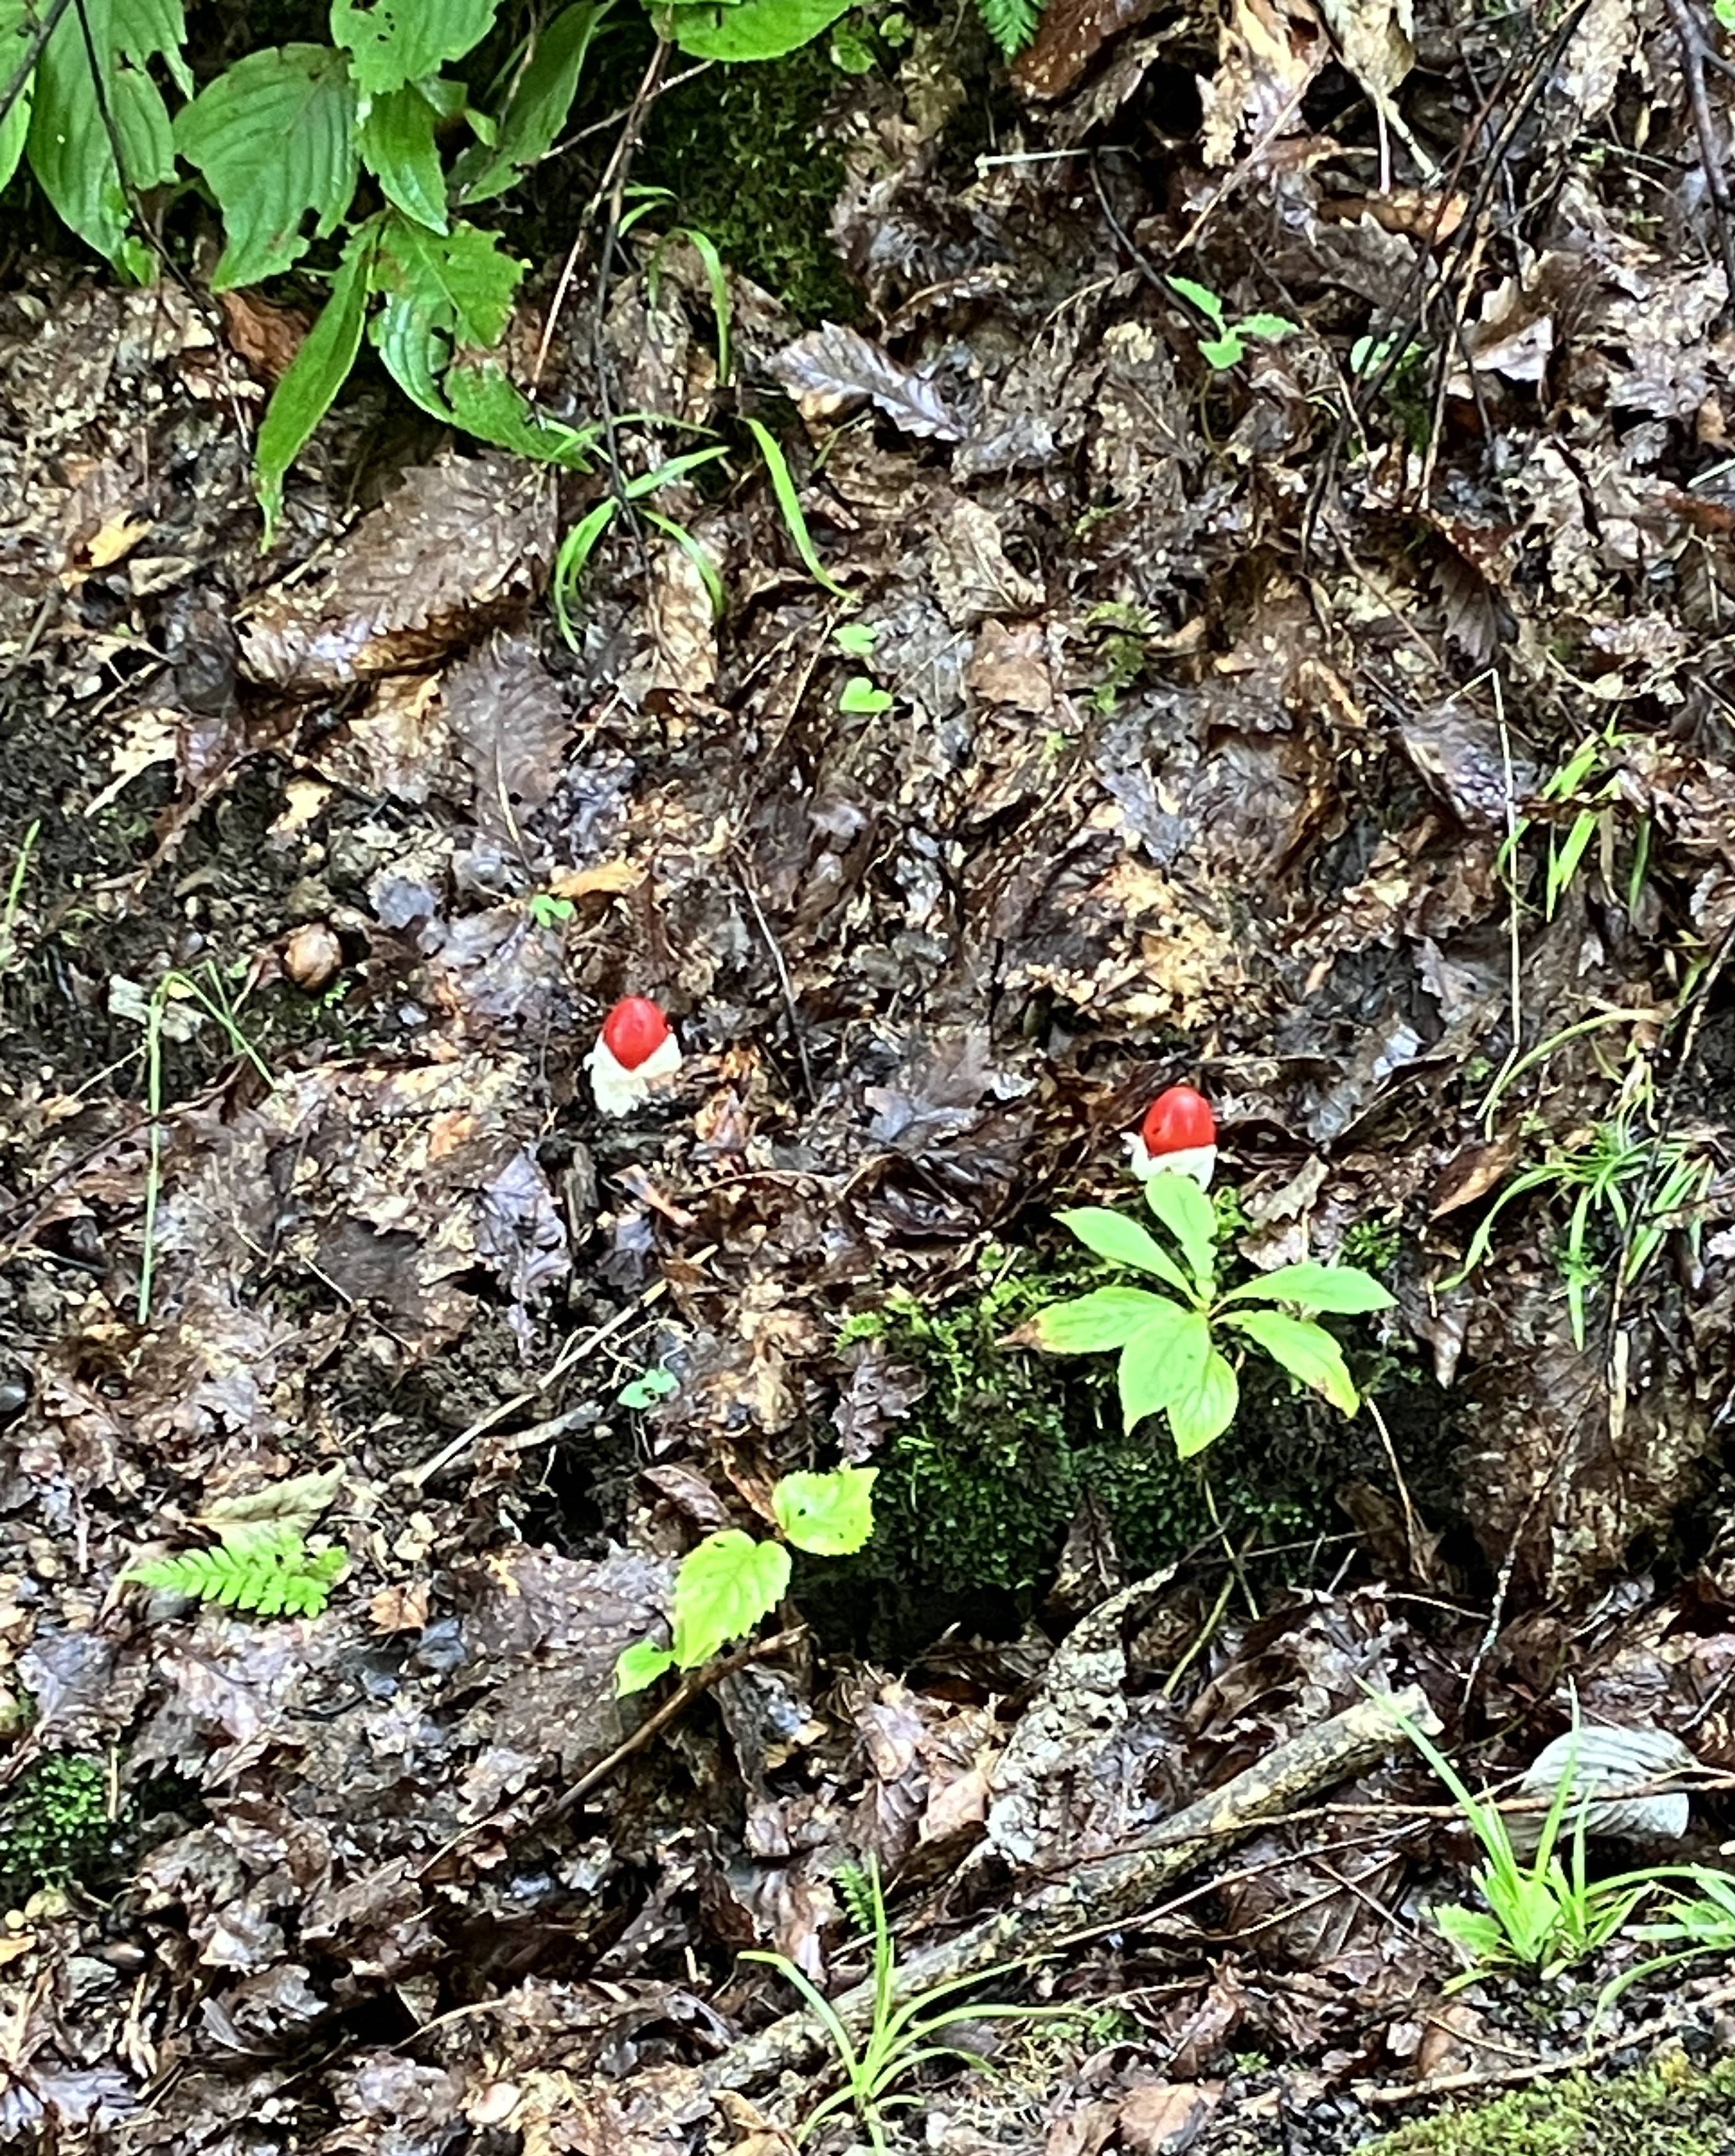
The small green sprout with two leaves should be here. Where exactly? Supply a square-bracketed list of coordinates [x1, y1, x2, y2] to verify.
[616, 1466, 876, 1695]
[834, 620, 894, 714]
[1019, 1170, 1394, 1456]
[1168, 277, 1299, 372]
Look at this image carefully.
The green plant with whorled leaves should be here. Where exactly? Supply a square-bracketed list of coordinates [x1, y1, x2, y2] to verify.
[616, 1466, 876, 1694]
[1017, 1171, 1393, 1457]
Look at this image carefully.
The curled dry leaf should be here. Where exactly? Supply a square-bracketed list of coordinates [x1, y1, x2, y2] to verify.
[770, 322, 964, 442]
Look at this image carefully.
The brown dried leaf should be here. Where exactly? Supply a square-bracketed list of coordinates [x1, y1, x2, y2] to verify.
[240, 452, 555, 692]
[770, 322, 963, 441]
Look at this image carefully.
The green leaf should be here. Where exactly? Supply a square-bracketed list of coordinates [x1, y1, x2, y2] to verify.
[1140, 1172, 1218, 1298]
[454, 2, 603, 205]
[1223, 1309, 1359, 1415]
[332, 0, 500, 95]
[1055, 1206, 1194, 1298]
[670, 1530, 792, 1667]
[368, 215, 524, 420]
[130, 1524, 348, 1619]
[175, 45, 358, 288]
[372, 210, 522, 346]
[1167, 275, 1224, 326]
[1222, 1262, 1395, 1314]
[359, 81, 447, 232]
[617, 1365, 678, 1409]
[0, 1, 39, 194]
[254, 219, 379, 544]
[1118, 1307, 1211, 1434]
[658, 0, 850, 59]
[445, 354, 599, 466]
[1024, 1286, 1178, 1354]
[773, 1466, 877, 1557]
[27, 0, 190, 280]
[839, 674, 892, 713]
[1239, 312, 1299, 341]
[744, 416, 846, 595]
[833, 622, 877, 656]
[975, 0, 1040, 56]
[614, 1639, 679, 1695]
[1199, 331, 1244, 369]
[1165, 1345, 1238, 1458]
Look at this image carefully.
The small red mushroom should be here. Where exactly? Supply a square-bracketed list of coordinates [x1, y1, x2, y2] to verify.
[1128, 1083, 1217, 1188]
[588, 996, 682, 1117]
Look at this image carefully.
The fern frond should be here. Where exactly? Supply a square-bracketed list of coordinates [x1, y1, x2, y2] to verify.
[132, 1525, 348, 1619]
[976, 0, 1042, 59]
[837, 1855, 881, 1938]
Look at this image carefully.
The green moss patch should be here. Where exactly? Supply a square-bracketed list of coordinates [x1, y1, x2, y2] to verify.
[0, 1753, 111, 1904]
[642, 46, 856, 323]
[1362, 2052, 1735, 2156]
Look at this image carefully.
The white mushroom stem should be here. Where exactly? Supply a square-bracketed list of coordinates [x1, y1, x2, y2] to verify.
[586, 1031, 682, 1117]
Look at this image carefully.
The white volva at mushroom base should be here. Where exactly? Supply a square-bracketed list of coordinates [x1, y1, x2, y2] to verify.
[1126, 1138, 1217, 1189]
[586, 1032, 683, 1117]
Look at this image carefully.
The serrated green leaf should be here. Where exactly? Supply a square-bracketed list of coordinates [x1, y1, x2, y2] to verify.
[1024, 1285, 1177, 1354]
[773, 1466, 876, 1556]
[454, 2, 602, 205]
[1199, 332, 1244, 369]
[175, 45, 357, 287]
[359, 81, 447, 233]
[372, 211, 522, 346]
[1167, 275, 1224, 326]
[1140, 1172, 1217, 1298]
[1118, 1306, 1211, 1433]
[670, 1530, 791, 1667]
[332, 0, 499, 95]
[615, 1639, 679, 1695]
[1166, 1345, 1238, 1458]
[0, 1, 39, 194]
[1221, 1262, 1395, 1314]
[1240, 312, 1298, 341]
[1055, 1206, 1194, 1298]
[658, 0, 850, 59]
[129, 1524, 346, 1619]
[27, 0, 189, 280]
[254, 219, 378, 543]
[445, 355, 600, 466]
[1223, 1308, 1358, 1414]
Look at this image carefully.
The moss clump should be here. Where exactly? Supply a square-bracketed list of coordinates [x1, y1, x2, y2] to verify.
[0, 1753, 111, 1904]
[641, 47, 856, 323]
[806, 1245, 1368, 1657]
[1362, 2051, 1735, 2155]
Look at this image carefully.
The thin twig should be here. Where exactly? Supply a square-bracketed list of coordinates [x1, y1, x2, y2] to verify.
[1661, 0, 1735, 312]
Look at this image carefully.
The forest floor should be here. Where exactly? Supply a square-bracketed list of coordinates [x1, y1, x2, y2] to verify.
[4, 0, 1735, 2150]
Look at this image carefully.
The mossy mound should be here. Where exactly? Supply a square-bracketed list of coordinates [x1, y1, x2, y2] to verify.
[641, 45, 857, 323]
[1361, 2051, 1735, 2155]
[805, 1241, 1413, 1656]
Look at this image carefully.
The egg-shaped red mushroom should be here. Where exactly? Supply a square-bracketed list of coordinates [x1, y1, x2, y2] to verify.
[602, 996, 672, 1072]
[1129, 1083, 1217, 1188]
[588, 996, 682, 1117]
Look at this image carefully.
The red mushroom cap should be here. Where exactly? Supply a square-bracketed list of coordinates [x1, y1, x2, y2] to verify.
[601, 997, 672, 1071]
[1141, 1083, 1216, 1156]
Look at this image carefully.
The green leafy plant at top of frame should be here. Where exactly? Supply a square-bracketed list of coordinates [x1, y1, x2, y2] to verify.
[617, 1465, 875, 1694]
[2, 0, 1050, 538]
[1016, 1170, 1394, 1458]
